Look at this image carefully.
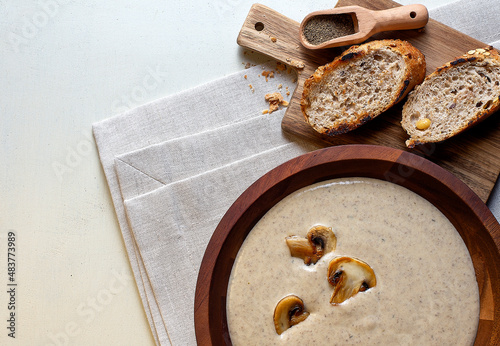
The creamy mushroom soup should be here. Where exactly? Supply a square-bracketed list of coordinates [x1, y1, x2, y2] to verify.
[227, 178, 479, 345]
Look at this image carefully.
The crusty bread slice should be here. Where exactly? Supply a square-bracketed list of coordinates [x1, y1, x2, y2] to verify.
[402, 47, 500, 148]
[301, 39, 426, 137]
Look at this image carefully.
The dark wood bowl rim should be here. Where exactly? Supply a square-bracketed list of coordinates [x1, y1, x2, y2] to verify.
[194, 144, 500, 345]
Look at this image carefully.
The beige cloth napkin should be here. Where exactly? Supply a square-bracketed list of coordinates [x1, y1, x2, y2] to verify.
[114, 102, 319, 345]
[93, 1, 500, 344]
[93, 61, 305, 344]
[123, 142, 317, 345]
[430, 0, 500, 49]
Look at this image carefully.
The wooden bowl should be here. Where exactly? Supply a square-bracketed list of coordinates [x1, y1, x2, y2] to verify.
[194, 145, 500, 345]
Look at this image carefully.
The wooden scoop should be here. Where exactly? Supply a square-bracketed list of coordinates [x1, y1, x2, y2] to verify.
[299, 4, 428, 49]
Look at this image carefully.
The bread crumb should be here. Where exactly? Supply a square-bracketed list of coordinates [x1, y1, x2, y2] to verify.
[262, 70, 275, 82]
[244, 75, 247, 79]
[286, 58, 305, 69]
[278, 84, 282, 89]
[264, 92, 288, 113]
[249, 84, 254, 93]
[270, 36, 277, 42]
[276, 62, 286, 71]
[262, 109, 269, 114]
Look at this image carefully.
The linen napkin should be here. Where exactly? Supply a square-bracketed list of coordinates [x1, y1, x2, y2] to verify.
[93, 61, 301, 344]
[114, 113, 318, 346]
[92, 1, 500, 344]
[123, 141, 317, 345]
[430, 0, 500, 49]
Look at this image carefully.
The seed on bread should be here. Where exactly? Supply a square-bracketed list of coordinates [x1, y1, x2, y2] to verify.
[416, 118, 431, 130]
[402, 47, 500, 148]
[301, 39, 425, 137]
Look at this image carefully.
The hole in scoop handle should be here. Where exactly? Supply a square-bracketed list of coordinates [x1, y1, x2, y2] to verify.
[372, 4, 429, 33]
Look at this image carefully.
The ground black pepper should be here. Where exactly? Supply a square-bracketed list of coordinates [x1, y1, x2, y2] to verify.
[303, 14, 356, 45]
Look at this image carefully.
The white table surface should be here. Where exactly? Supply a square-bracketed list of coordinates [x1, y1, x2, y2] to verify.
[0, 0, 485, 344]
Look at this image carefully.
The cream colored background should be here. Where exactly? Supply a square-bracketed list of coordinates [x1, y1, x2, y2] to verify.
[0, 0, 467, 344]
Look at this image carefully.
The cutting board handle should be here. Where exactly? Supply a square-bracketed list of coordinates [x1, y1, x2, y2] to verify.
[237, 4, 337, 72]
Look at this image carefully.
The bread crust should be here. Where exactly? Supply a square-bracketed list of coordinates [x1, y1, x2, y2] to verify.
[402, 47, 500, 148]
[301, 39, 426, 137]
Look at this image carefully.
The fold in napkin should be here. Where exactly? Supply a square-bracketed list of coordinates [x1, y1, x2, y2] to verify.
[93, 1, 500, 344]
[114, 113, 308, 200]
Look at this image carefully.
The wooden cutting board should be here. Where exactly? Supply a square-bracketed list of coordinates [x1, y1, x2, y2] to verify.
[237, 0, 500, 203]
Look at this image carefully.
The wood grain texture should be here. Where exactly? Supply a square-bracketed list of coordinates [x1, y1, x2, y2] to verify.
[236, 0, 500, 203]
[194, 145, 500, 345]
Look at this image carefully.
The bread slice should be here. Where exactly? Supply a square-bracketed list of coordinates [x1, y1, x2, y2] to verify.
[301, 39, 426, 137]
[402, 47, 500, 148]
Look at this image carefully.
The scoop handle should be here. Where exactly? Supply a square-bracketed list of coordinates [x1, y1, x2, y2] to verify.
[371, 4, 428, 33]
